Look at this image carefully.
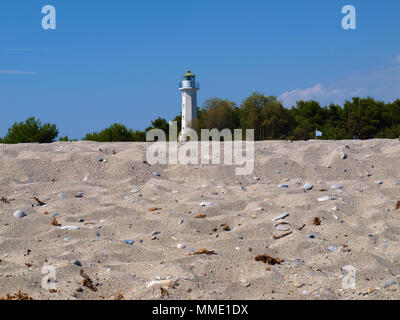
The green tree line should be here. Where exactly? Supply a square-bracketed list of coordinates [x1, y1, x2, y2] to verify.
[1, 93, 400, 144]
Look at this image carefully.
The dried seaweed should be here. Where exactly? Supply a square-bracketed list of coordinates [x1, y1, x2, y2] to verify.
[149, 207, 162, 212]
[80, 269, 98, 292]
[0, 289, 33, 300]
[25, 262, 33, 268]
[0, 196, 13, 204]
[188, 248, 216, 256]
[396, 201, 400, 211]
[220, 223, 231, 231]
[113, 292, 124, 300]
[254, 254, 283, 265]
[51, 217, 60, 226]
[272, 231, 293, 240]
[312, 217, 321, 226]
[194, 214, 207, 219]
[34, 197, 46, 206]
[160, 287, 169, 298]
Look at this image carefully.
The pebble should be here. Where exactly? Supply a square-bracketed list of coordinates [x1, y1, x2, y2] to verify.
[64, 237, 72, 242]
[326, 246, 338, 252]
[60, 226, 80, 230]
[131, 189, 140, 194]
[59, 193, 67, 199]
[123, 240, 134, 245]
[365, 155, 371, 158]
[151, 231, 161, 236]
[153, 172, 161, 177]
[83, 176, 88, 182]
[13, 210, 27, 219]
[273, 213, 289, 221]
[303, 183, 313, 191]
[72, 260, 82, 266]
[393, 182, 400, 186]
[331, 184, 343, 190]
[318, 195, 330, 202]
[199, 201, 213, 207]
[98, 157, 104, 162]
[177, 244, 186, 249]
[332, 206, 339, 211]
[381, 279, 397, 288]
[75, 192, 84, 198]
[277, 184, 289, 188]
[276, 223, 291, 231]
[376, 181, 383, 185]
[178, 219, 184, 224]
[341, 153, 348, 160]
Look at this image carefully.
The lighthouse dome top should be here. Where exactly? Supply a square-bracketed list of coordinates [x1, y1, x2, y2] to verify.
[183, 70, 195, 78]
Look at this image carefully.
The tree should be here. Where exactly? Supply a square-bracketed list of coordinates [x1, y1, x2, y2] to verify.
[145, 117, 170, 139]
[195, 98, 238, 133]
[2, 117, 59, 144]
[84, 123, 140, 142]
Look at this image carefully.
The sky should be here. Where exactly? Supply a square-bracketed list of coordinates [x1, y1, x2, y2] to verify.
[0, 0, 399, 139]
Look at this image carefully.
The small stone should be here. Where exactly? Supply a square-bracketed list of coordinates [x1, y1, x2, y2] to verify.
[59, 193, 67, 199]
[151, 231, 160, 236]
[75, 192, 84, 198]
[60, 226, 80, 230]
[177, 244, 186, 249]
[131, 189, 140, 194]
[332, 206, 339, 211]
[341, 153, 348, 160]
[318, 195, 330, 202]
[98, 157, 104, 162]
[72, 260, 82, 266]
[153, 172, 161, 177]
[273, 213, 289, 221]
[276, 223, 291, 231]
[64, 237, 72, 242]
[376, 181, 383, 185]
[277, 184, 289, 188]
[123, 240, 134, 245]
[331, 184, 343, 190]
[303, 183, 313, 191]
[178, 219, 184, 225]
[13, 210, 27, 219]
[381, 279, 397, 288]
[365, 155, 371, 158]
[199, 201, 213, 207]
[326, 246, 338, 252]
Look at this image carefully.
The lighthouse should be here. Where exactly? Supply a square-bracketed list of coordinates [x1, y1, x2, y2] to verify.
[179, 70, 199, 141]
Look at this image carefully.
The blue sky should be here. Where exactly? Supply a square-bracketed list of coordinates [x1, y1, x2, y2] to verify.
[0, 0, 399, 139]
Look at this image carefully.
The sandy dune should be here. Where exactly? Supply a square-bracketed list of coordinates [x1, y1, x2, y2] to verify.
[0, 140, 400, 300]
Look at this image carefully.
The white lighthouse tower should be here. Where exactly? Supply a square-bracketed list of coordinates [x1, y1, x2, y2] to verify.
[179, 70, 199, 141]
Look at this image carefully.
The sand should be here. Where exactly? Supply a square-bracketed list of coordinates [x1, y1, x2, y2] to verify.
[0, 139, 400, 300]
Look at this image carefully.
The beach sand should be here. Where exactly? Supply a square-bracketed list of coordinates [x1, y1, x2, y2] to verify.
[0, 140, 400, 300]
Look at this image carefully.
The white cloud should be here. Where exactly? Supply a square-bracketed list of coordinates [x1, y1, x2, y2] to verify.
[394, 54, 400, 64]
[279, 83, 344, 107]
[0, 69, 37, 75]
[279, 64, 400, 107]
